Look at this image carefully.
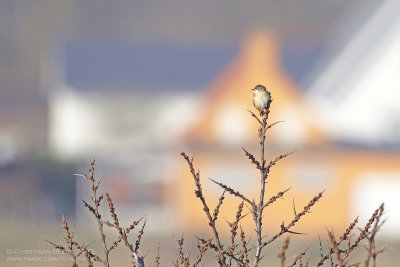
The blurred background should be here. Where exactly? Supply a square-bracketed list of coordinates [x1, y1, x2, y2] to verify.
[1, 0, 400, 265]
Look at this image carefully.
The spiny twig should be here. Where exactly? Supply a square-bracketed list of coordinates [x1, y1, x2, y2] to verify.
[262, 188, 291, 209]
[364, 203, 386, 267]
[263, 190, 324, 247]
[239, 226, 250, 267]
[287, 247, 309, 267]
[106, 193, 145, 266]
[264, 151, 296, 184]
[194, 238, 212, 266]
[266, 120, 284, 131]
[46, 216, 103, 266]
[155, 244, 160, 267]
[277, 237, 290, 267]
[74, 158, 110, 267]
[317, 204, 385, 266]
[180, 152, 226, 266]
[209, 178, 255, 208]
[227, 201, 245, 266]
[242, 147, 261, 170]
[213, 190, 226, 222]
[247, 109, 262, 125]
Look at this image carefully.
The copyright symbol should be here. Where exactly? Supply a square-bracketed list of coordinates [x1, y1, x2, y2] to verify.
[6, 249, 12, 254]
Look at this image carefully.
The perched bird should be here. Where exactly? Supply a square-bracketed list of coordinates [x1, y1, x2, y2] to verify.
[251, 85, 271, 116]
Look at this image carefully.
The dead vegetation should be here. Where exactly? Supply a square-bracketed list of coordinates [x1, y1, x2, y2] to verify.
[47, 91, 386, 266]
[47, 159, 146, 267]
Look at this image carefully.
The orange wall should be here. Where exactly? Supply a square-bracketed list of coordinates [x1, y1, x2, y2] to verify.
[174, 148, 400, 237]
[171, 30, 400, 238]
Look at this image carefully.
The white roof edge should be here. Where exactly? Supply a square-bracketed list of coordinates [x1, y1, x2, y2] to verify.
[307, 0, 400, 99]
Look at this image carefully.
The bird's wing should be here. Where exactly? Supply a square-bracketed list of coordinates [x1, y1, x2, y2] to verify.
[261, 91, 270, 106]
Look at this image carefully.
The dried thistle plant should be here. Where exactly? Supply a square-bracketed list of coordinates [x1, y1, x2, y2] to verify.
[46, 215, 100, 267]
[317, 203, 386, 267]
[180, 90, 386, 266]
[47, 158, 146, 267]
[181, 92, 324, 266]
[47, 87, 388, 267]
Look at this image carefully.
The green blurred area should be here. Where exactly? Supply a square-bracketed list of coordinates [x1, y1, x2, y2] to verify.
[1, 218, 399, 266]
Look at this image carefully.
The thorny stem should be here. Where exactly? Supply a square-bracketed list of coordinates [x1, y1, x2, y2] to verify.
[88, 159, 110, 267]
[73, 159, 146, 267]
[364, 204, 385, 267]
[181, 153, 227, 266]
[106, 193, 145, 267]
[94, 197, 110, 267]
[253, 101, 271, 267]
[317, 203, 384, 267]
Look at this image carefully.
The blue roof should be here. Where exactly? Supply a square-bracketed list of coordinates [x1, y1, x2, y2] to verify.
[281, 40, 323, 86]
[63, 38, 324, 91]
[64, 39, 239, 90]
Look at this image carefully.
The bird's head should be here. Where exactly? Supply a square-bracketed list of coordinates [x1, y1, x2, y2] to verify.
[251, 84, 267, 93]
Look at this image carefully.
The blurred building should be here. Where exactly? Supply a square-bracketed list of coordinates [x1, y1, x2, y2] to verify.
[305, 0, 400, 237]
[307, 0, 400, 147]
[46, 39, 237, 231]
[173, 29, 400, 238]
[1, 0, 399, 240]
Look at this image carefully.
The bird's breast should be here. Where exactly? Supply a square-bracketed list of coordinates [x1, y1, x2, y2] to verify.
[253, 92, 269, 110]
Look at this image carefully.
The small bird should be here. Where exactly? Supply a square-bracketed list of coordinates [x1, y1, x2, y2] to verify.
[251, 84, 271, 116]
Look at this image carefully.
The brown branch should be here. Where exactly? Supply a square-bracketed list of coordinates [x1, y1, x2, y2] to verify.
[304, 252, 312, 267]
[209, 178, 255, 208]
[340, 216, 359, 242]
[242, 147, 261, 169]
[176, 234, 184, 265]
[74, 242, 103, 265]
[106, 193, 145, 266]
[213, 190, 226, 222]
[180, 152, 226, 266]
[135, 219, 147, 253]
[46, 216, 103, 266]
[194, 238, 212, 266]
[45, 240, 68, 255]
[228, 201, 245, 245]
[287, 247, 309, 267]
[262, 188, 291, 209]
[328, 229, 344, 267]
[82, 200, 97, 218]
[238, 226, 250, 267]
[247, 109, 262, 125]
[76, 158, 110, 267]
[226, 201, 245, 266]
[196, 236, 218, 253]
[277, 237, 290, 267]
[364, 204, 385, 267]
[318, 204, 385, 266]
[266, 120, 284, 131]
[263, 190, 324, 247]
[264, 151, 296, 183]
[253, 98, 272, 267]
[343, 204, 384, 260]
[155, 244, 160, 267]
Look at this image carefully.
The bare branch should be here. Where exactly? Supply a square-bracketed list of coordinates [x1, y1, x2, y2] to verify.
[181, 152, 226, 266]
[242, 147, 261, 169]
[213, 190, 226, 222]
[277, 237, 290, 267]
[209, 178, 255, 208]
[266, 120, 284, 131]
[262, 188, 291, 209]
[263, 190, 324, 247]
[247, 109, 262, 124]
